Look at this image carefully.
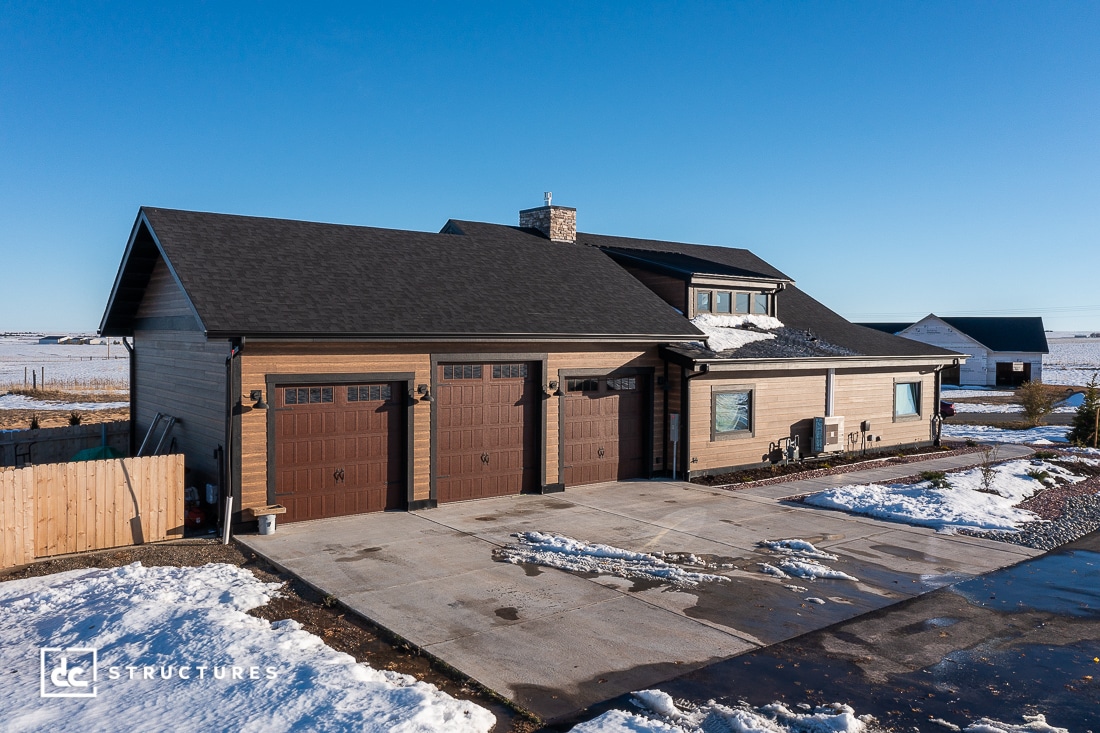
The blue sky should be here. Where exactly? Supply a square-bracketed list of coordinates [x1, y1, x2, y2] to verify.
[2, 2, 1097, 332]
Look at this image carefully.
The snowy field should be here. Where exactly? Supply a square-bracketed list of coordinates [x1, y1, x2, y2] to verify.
[0, 563, 494, 733]
[942, 424, 1069, 444]
[0, 335, 128, 386]
[1043, 338, 1100, 386]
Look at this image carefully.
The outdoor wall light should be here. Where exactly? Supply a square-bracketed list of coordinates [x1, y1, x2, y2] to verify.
[545, 380, 563, 397]
[417, 384, 434, 402]
[248, 390, 268, 409]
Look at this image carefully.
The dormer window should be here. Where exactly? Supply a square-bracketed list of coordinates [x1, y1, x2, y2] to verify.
[692, 287, 773, 318]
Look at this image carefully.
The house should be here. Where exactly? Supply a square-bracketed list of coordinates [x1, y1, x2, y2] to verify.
[859, 315, 1047, 387]
[38, 335, 66, 344]
[99, 202, 961, 525]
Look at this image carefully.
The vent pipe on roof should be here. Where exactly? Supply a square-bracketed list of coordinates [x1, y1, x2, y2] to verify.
[520, 194, 576, 244]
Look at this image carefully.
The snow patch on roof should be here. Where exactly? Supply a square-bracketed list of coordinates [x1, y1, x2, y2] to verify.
[689, 313, 783, 352]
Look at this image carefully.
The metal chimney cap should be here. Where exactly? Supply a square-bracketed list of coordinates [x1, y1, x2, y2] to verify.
[544, 191, 552, 206]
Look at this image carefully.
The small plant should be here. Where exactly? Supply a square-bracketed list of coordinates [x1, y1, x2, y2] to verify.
[321, 594, 339, 608]
[919, 470, 952, 489]
[979, 445, 1000, 494]
[1025, 468, 1052, 483]
[29, 413, 40, 430]
[965, 438, 977, 447]
[1033, 450, 1058, 460]
[68, 411, 82, 426]
[1016, 380, 1059, 427]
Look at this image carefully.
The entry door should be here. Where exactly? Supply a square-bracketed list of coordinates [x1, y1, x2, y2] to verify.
[563, 375, 647, 486]
[274, 382, 403, 522]
[435, 363, 538, 502]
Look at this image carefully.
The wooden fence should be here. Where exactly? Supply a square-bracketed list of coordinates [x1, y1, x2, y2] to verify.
[1, 454, 184, 569]
[0, 421, 130, 468]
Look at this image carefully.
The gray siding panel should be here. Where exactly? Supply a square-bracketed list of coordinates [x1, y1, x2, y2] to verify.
[134, 330, 228, 488]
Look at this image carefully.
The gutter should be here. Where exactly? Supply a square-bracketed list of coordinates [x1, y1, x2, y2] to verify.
[121, 337, 135, 456]
[222, 338, 243, 544]
[204, 332, 705, 343]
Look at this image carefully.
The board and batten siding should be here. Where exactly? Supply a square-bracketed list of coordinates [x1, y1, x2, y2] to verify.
[618, 265, 687, 314]
[686, 366, 937, 476]
[238, 342, 665, 515]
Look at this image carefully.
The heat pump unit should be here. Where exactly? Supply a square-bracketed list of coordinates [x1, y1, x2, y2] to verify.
[812, 416, 845, 453]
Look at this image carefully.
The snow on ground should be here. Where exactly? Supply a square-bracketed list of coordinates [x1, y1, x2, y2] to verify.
[1043, 339, 1100, 387]
[570, 690, 876, 732]
[569, 690, 1069, 733]
[942, 423, 1069, 444]
[757, 539, 838, 560]
[0, 336, 128, 386]
[0, 563, 494, 733]
[760, 559, 858, 582]
[689, 314, 782, 352]
[495, 532, 729, 586]
[0, 393, 128, 411]
[941, 387, 1016, 398]
[803, 459, 1085, 532]
[952, 402, 1077, 414]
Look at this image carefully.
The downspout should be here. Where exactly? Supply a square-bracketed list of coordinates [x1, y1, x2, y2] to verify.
[122, 337, 135, 456]
[932, 364, 945, 447]
[682, 364, 708, 479]
[661, 360, 669, 476]
[825, 368, 835, 418]
[222, 338, 243, 544]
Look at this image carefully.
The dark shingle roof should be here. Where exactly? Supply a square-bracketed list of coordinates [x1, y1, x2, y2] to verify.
[857, 322, 914, 335]
[103, 208, 702, 340]
[936, 316, 1049, 353]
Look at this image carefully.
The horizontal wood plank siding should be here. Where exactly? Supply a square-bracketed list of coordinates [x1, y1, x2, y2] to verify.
[0, 454, 184, 569]
[134, 330, 228, 487]
[620, 265, 687, 312]
[687, 366, 938, 475]
[136, 259, 197, 320]
[239, 343, 665, 514]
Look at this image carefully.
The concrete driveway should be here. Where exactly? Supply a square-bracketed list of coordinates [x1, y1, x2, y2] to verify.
[239, 446, 1038, 721]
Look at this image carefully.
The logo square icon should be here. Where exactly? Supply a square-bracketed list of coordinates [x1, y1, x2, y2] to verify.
[40, 647, 98, 698]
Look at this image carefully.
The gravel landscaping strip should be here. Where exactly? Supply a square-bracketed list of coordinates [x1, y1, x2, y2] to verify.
[963, 474, 1100, 551]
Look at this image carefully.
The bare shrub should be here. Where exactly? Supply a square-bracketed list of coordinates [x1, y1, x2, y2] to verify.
[1016, 381, 1058, 427]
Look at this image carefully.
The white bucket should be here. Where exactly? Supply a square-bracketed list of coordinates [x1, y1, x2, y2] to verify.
[258, 514, 276, 535]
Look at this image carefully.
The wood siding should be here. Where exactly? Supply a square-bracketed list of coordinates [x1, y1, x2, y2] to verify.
[620, 265, 687, 313]
[686, 366, 938, 475]
[133, 330, 228, 487]
[136, 258, 197, 321]
[239, 343, 664, 514]
[1, 454, 185, 570]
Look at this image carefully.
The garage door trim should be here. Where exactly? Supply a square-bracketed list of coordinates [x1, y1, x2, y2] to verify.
[429, 353, 549, 504]
[265, 371, 416, 510]
[557, 366, 655, 486]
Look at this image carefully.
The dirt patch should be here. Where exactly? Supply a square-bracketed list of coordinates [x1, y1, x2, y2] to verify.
[0, 407, 129, 430]
[0, 539, 540, 732]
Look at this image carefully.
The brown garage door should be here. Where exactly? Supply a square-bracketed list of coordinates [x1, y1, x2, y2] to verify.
[563, 375, 646, 486]
[436, 362, 538, 503]
[274, 382, 403, 522]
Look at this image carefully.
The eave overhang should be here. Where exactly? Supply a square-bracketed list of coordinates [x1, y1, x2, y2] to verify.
[659, 345, 967, 372]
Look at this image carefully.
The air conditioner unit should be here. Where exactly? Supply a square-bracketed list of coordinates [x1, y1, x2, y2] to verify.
[812, 416, 845, 453]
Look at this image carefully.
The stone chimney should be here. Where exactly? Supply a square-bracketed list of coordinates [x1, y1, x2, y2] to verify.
[519, 192, 576, 243]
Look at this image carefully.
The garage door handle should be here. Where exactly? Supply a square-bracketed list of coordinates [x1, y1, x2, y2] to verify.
[598, 447, 605, 458]
[333, 468, 345, 483]
[481, 453, 490, 464]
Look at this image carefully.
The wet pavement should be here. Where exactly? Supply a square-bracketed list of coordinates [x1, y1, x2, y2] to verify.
[555, 531, 1100, 731]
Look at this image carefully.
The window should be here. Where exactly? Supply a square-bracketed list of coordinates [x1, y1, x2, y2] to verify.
[712, 388, 753, 437]
[492, 363, 528, 379]
[348, 384, 392, 402]
[696, 291, 712, 313]
[753, 294, 769, 314]
[715, 291, 731, 313]
[735, 292, 751, 314]
[894, 382, 921, 419]
[443, 364, 483, 380]
[285, 386, 334, 405]
[567, 378, 599, 392]
[606, 377, 637, 391]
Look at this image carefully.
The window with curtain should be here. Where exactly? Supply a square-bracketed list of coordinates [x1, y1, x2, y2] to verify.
[895, 382, 920, 418]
